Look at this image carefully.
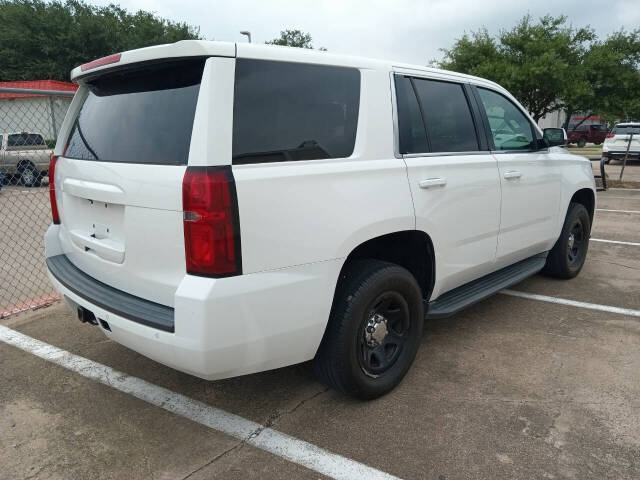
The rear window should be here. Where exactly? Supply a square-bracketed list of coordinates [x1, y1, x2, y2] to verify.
[65, 59, 204, 165]
[232, 59, 360, 164]
[613, 125, 640, 135]
[8, 133, 45, 147]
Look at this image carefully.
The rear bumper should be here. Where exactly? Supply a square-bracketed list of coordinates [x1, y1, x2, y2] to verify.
[45, 226, 340, 380]
[602, 150, 640, 159]
[47, 254, 174, 332]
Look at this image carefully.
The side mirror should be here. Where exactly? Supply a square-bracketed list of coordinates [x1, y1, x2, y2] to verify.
[543, 128, 567, 147]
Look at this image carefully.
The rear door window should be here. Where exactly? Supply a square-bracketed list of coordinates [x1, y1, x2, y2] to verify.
[412, 78, 480, 153]
[232, 59, 360, 164]
[64, 59, 204, 165]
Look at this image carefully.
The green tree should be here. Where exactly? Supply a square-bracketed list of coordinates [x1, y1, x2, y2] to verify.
[0, 0, 200, 81]
[440, 15, 596, 122]
[559, 29, 640, 130]
[266, 29, 326, 50]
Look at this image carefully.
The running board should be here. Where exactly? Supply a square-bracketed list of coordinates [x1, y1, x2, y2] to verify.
[426, 253, 548, 319]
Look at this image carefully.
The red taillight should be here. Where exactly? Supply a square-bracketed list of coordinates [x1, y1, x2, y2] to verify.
[182, 166, 241, 277]
[49, 155, 60, 225]
[606, 132, 615, 138]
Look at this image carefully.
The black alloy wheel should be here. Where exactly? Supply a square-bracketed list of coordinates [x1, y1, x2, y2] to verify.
[358, 292, 411, 377]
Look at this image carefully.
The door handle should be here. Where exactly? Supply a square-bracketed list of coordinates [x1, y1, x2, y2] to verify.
[419, 177, 447, 189]
[504, 170, 522, 180]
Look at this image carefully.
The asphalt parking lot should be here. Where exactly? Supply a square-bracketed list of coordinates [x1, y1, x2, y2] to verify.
[1, 188, 640, 480]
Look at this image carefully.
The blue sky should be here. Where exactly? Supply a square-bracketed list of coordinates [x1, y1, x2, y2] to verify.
[89, 0, 640, 64]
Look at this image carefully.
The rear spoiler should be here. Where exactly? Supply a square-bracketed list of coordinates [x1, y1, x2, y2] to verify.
[70, 40, 236, 83]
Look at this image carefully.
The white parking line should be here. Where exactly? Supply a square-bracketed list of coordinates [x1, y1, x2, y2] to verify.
[501, 290, 640, 318]
[0, 325, 400, 480]
[591, 238, 640, 247]
[596, 208, 640, 214]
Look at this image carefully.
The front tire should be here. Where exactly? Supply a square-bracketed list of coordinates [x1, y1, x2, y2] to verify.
[314, 260, 424, 399]
[543, 202, 591, 279]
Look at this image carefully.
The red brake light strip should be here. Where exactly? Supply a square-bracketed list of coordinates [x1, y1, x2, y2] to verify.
[81, 53, 122, 72]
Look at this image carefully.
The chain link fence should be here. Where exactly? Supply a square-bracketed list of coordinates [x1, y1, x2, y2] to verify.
[0, 87, 75, 317]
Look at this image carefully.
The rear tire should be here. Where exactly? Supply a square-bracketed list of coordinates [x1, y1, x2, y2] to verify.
[543, 202, 591, 279]
[314, 260, 424, 400]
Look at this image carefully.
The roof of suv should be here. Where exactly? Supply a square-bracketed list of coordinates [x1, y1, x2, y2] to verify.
[70, 40, 504, 92]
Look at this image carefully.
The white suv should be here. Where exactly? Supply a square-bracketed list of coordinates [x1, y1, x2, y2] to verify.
[45, 41, 596, 399]
[602, 122, 640, 163]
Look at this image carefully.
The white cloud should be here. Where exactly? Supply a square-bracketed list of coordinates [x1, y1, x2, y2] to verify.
[88, 0, 639, 65]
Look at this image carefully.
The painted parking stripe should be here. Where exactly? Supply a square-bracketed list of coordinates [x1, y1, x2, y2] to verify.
[591, 238, 640, 247]
[0, 325, 400, 480]
[501, 290, 640, 318]
[596, 208, 640, 214]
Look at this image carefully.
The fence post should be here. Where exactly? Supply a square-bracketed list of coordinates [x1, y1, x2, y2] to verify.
[49, 97, 57, 139]
[599, 156, 607, 191]
[618, 132, 633, 182]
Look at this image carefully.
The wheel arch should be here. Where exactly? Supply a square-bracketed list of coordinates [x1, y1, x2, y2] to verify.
[570, 188, 595, 225]
[337, 230, 436, 301]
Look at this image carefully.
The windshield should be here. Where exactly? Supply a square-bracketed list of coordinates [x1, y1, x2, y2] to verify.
[65, 59, 204, 165]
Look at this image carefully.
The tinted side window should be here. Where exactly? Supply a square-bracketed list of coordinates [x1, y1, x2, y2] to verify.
[394, 75, 427, 154]
[412, 79, 479, 152]
[232, 60, 360, 164]
[7, 134, 20, 147]
[477, 88, 534, 151]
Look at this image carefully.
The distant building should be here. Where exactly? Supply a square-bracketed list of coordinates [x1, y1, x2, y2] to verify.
[0, 80, 78, 141]
[538, 109, 605, 130]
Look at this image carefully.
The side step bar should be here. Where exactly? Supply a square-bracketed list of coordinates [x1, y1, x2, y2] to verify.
[426, 253, 548, 319]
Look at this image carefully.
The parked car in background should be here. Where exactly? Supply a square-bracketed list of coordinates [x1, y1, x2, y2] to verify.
[45, 41, 595, 399]
[0, 132, 52, 186]
[567, 124, 607, 147]
[602, 123, 640, 163]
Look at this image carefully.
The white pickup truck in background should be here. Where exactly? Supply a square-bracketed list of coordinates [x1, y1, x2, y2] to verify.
[0, 132, 52, 186]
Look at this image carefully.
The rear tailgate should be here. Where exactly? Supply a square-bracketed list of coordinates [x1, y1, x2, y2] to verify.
[54, 58, 205, 307]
